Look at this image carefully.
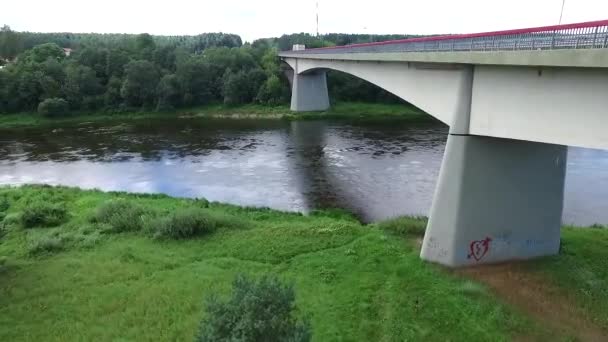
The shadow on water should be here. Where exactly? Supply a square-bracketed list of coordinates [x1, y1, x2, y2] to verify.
[0, 117, 606, 224]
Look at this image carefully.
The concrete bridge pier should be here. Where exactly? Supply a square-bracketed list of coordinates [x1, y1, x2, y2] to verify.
[421, 134, 568, 267]
[290, 70, 330, 112]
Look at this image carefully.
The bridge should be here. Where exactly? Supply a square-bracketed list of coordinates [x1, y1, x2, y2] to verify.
[279, 20, 608, 267]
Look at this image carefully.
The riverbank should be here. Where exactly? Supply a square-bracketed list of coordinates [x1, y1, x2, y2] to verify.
[0, 102, 432, 129]
[0, 185, 606, 340]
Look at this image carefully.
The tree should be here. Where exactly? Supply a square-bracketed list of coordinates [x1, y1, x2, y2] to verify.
[63, 64, 103, 109]
[196, 275, 311, 342]
[135, 33, 156, 60]
[39, 75, 61, 100]
[156, 74, 181, 110]
[203, 47, 258, 99]
[257, 74, 287, 105]
[120, 60, 159, 107]
[276, 33, 333, 51]
[41, 57, 65, 82]
[38, 97, 69, 117]
[105, 48, 131, 78]
[176, 56, 214, 106]
[74, 47, 108, 82]
[21, 43, 65, 64]
[0, 25, 24, 60]
[153, 45, 177, 72]
[38, 58, 65, 100]
[204, 47, 257, 72]
[260, 48, 281, 76]
[0, 70, 16, 113]
[17, 72, 43, 110]
[104, 76, 123, 108]
[222, 68, 265, 105]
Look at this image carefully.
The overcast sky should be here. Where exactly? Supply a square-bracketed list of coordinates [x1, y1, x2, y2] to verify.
[2, 0, 608, 42]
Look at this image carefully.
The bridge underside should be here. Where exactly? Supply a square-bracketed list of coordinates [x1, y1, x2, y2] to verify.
[281, 54, 606, 267]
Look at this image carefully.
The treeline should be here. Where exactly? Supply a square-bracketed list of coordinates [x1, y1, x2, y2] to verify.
[0, 26, 404, 116]
[0, 25, 242, 60]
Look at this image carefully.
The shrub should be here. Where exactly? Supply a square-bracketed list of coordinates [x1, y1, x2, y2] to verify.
[0, 256, 7, 272]
[2, 213, 20, 227]
[196, 274, 311, 342]
[256, 74, 286, 105]
[37, 98, 69, 118]
[378, 216, 427, 237]
[154, 208, 217, 239]
[93, 199, 146, 232]
[0, 196, 9, 212]
[21, 202, 68, 228]
[28, 237, 64, 256]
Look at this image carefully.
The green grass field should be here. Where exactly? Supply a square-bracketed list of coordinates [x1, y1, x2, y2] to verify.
[0, 102, 432, 129]
[0, 185, 606, 341]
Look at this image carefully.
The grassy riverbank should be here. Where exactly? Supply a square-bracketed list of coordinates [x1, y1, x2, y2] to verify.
[0, 102, 432, 129]
[0, 185, 606, 340]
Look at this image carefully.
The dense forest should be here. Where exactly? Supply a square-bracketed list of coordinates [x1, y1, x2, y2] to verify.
[0, 25, 410, 116]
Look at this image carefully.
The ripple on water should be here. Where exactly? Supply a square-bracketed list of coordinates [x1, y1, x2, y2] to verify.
[0, 119, 606, 224]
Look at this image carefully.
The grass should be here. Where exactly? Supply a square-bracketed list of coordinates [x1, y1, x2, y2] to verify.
[526, 226, 608, 329]
[0, 185, 606, 340]
[0, 102, 432, 129]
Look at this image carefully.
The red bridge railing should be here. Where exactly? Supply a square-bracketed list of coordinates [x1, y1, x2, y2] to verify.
[288, 19, 608, 54]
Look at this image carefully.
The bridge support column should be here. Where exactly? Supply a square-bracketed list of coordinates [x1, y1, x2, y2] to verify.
[290, 71, 330, 112]
[421, 134, 567, 267]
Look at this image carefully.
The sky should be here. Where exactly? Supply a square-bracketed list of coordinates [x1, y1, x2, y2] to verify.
[2, 0, 608, 42]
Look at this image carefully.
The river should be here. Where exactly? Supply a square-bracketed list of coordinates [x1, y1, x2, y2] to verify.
[0, 118, 606, 225]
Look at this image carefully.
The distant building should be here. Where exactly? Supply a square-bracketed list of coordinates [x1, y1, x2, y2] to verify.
[62, 48, 73, 57]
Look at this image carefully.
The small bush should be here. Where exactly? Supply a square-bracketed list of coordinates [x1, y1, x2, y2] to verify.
[21, 202, 68, 228]
[196, 274, 311, 342]
[378, 216, 427, 237]
[194, 198, 210, 208]
[0, 256, 7, 272]
[28, 237, 64, 256]
[2, 213, 21, 227]
[93, 199, 146, 232]
[37, 98, 69, 118]
[0, 196, 9, 212]
[154, 208, 217, 239]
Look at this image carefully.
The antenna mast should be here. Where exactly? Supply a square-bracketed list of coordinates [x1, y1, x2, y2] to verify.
[316, 1, 320, 37]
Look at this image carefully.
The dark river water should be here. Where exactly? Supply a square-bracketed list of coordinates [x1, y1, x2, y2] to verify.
[0, 118, 606, 225]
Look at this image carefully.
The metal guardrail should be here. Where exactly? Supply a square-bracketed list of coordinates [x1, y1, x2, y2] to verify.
[288, 19, 608, 55]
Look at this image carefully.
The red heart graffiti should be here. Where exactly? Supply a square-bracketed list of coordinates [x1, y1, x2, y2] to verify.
[468, 237, 492, 262]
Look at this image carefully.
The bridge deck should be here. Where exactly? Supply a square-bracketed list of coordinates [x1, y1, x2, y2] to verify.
[280, 19, 608, 68]
[279, 49, 608, 68]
